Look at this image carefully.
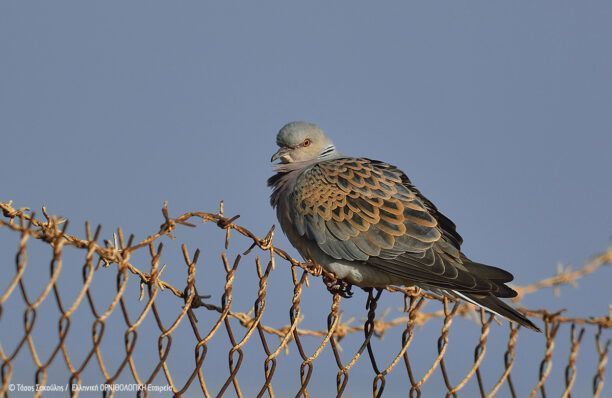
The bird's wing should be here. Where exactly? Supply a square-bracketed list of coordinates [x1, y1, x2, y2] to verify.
[291, 157, 513, 295]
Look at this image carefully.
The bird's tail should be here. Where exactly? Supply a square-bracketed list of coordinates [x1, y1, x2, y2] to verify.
[452, 290, 541, 332]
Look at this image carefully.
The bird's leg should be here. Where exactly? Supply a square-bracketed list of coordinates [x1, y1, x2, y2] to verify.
[184, 285, 212, 310]
[323, 274, 354, 298]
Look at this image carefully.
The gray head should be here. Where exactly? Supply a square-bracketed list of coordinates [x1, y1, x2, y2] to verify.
[271, 121, 337, 164]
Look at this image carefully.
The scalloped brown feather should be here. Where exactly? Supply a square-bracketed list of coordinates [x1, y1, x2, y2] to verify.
[285, 157, 516, 295]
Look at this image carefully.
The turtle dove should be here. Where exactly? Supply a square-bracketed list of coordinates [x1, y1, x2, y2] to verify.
[268, 121, 540, 331]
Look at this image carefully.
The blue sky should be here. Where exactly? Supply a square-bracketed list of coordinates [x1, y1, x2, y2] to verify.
[1, 2, 611, 396]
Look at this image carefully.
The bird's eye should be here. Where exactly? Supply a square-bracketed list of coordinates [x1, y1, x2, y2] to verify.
[303, 139, 311, 147]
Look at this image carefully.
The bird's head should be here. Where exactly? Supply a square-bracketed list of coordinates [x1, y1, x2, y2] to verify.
[271, 121, 337, 164]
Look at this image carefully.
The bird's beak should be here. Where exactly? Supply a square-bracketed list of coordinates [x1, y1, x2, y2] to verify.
[271, 147, 291, 163]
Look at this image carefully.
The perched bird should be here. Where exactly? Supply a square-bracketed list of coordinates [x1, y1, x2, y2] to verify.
[268, 121, 540, 331]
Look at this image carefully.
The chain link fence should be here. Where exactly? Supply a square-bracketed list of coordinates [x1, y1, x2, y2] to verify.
[0, 201, 610, 397]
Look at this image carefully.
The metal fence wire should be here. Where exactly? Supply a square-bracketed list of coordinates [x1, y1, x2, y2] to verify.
[0, 201, 610, 397]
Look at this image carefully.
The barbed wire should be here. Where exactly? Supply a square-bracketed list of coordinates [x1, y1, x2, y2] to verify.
[0, 200, 610, 397]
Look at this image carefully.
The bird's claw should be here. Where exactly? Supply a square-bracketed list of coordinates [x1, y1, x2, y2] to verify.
[191, 293, 212, 309]
[323, 276, 354, 298]
[184, 285, 212, 309]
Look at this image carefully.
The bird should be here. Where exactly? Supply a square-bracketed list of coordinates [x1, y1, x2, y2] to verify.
[268, 121, 540, 332]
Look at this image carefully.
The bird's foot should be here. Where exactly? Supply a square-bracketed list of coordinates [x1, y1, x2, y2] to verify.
[184, 286, 212, 310]
[192, 293, 212, 308]
[323, 275, 353, 298]
[180, 285, 212, 323]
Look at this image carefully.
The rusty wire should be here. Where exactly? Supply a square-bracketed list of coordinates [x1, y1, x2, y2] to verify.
[0, 200, 610, 397]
